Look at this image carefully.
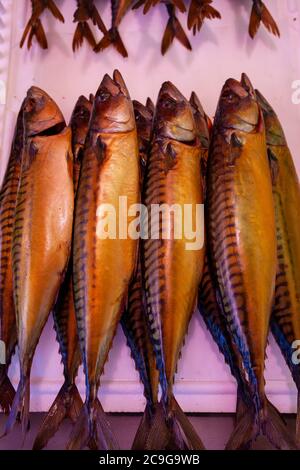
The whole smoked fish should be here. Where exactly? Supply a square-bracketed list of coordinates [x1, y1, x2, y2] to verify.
[4, 87, 74, 437]
[190, 91, 252, 415]
[142, 82, 205, 450]
[121, 99, 159, 450]
[20, 0, 65, 50]
[68, 70, 139, 450]
[207, 74, 295, 450]
[0, 103, 25, 413]
[32, 95, 93, 450]
[256, 89, 300, 446]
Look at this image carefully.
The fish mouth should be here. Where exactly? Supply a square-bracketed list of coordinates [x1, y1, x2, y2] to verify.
[255, 89, 274, 116]
[96, 70, 130, 100]
[255, 89, 286, 145]
[133, 100, 153, 122]
[220, 74, 258, 129]
[190, 91, 205, 117]
[160, 81, 186, 103]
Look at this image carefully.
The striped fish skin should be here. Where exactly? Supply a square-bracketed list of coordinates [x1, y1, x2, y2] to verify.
[189, 92, 251, 406]
[52, 95, 93, 384]
[73, 70, 139, 404]
[256, 92, 300, 388]
[0, 104, 24, 375]
[207, 74, 277, 417]
[142, 82, 204, 401]
[121, 100, 159, 408]
[70, 95, 93, 192]
[6, 87, 74, 436]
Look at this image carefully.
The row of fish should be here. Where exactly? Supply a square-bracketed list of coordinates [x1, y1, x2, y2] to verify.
[20, 1, 280, 56]
[0, 70, 299, 450]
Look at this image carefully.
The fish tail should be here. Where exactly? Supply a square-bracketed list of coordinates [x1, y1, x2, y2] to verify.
[235, 386, 250, 422]
[94, 28, 128, 58]
[90, 5, 107, 35]
[2, 373, 30, 438]
[161, 6, 192, 55]
[72, 22, 97, 51]
[145, 397, 205, 450]
[46, 0, 65, 22]
[32, 382, 83, 450]
[131, 403, 155, 450]
[20, 17, 48, 50]
[249, 0, 280, 39]
[187, 0, 221, 34]
[226, 400, 296, 450]
[20, 18, 48, 50]
[0, 367, 16, 414]
[67, 398, 119, 450]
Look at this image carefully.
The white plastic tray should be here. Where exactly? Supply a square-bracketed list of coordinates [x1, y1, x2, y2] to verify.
[0, 0, 299, 412]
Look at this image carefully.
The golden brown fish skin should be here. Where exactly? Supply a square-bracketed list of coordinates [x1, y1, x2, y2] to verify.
[256, 90, 300, 442]
[70, 95, 93, 192]
[0, 103, 25, 413]
[4, 87, 73, 437]
[206, 76, 297, 451]
[32, 96, 93, 451]
[143, 82, 204, 398]
[122, 100, 158, 413]
[68, 71, 139, 450]
[141, 82, 205, 450]
[75, 73, 139, 393]
[207, 75, 276, 414]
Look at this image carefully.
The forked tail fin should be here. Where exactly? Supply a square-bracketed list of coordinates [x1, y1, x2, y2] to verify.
[187, 0, 221, 35]
[32, 382, 83, 450]
[249, 0, 280, 39]
[161, 6, 192, 55]
[226, 400, 296, 450]
[94, 29, 128, 57]
[0, 368, 16, 414]
[20, 18, 48, 49]
[72, 22, 97, 51]
[2, 373, 30, 439]
[145, 396, 205, 450]
[66, 399, 119, 450]
[132, 403, 155, 450]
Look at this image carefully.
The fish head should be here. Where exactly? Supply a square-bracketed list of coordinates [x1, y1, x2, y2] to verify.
[215, 74, 260, 133]
[190, 91, 212, 148]
[133, 100, 153, 169]
[146, 97, 155, 117]
[255, 89, 286, 146]
[70, 95, 93, 161]
[24, 86, 65, 136]
[154, 82, 196, 142]
[93, 70, 135, 133]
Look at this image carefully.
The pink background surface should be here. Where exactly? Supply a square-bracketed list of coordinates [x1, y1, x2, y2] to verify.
[0, 0, 300, 412]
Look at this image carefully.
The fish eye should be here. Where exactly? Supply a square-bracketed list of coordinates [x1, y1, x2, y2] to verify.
[98, 91, 111, 102]
[222, 91, 236, 103]
[163, 98, 176, 109]
[135, 112, 140, 121]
